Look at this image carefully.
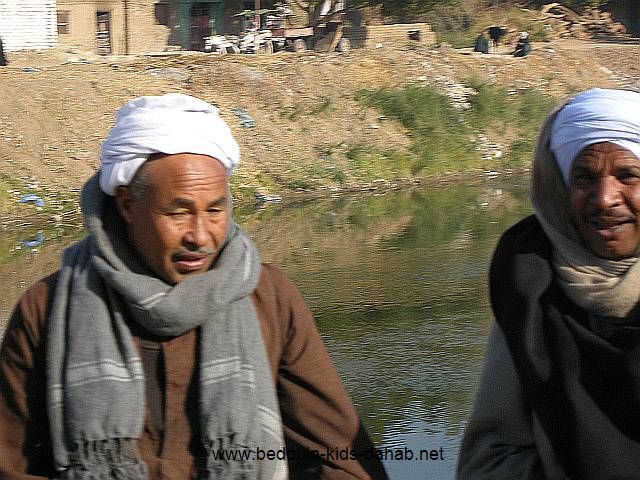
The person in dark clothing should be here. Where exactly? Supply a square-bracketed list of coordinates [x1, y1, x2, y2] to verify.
[0, 36, 8, 66]
[513, 31, 531, 57]
[474, 32, 489, 54]
[457, 87, 640, 479]
[488, 25, 507, 51]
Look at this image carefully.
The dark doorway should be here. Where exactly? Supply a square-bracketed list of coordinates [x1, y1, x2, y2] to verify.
[190, 3, 213, 51]
[96, 11, 112, 55]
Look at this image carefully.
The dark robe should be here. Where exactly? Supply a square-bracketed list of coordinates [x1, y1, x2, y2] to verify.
[460, 215, 640, 479]
[0, 37, 7, 66]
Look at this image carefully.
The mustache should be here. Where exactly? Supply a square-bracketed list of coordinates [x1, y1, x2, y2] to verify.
[588, 209, 635, 220]
[587, 210, 636, 226]
[171, 248, 216, 261]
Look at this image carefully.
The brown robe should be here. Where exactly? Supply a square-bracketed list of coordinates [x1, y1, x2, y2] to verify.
[0, 263, 388, 479]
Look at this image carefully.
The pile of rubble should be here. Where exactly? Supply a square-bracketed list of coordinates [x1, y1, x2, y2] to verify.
[536, 3, 628, 39]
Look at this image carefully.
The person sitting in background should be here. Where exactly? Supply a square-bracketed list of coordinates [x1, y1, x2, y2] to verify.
[474, 31, 489, 54]
[457, 87, 640, 479]
[513, 31, 531, 57]
[488, 25, 507, 52]
[0, 36, 7, 66]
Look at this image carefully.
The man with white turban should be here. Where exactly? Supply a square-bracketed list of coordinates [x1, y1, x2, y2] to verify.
[457, 87, 640, 479]
[0, 94, 388, 480]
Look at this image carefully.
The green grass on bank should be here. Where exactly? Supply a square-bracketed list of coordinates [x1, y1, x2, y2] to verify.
[0, 173, 26, 215]
[354, 82, 557, 176]
[0, 183, 11, 215]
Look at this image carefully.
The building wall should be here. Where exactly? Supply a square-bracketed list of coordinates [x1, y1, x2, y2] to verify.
[0, 0, 57, 51]
[344, 22, 437, 48]
[56, 1, 120, 53]
[56, 0, 170, 55]
[125, 0, 171, 52]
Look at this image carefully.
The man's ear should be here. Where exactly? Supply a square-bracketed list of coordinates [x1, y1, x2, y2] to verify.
[114, 186, 135, 224]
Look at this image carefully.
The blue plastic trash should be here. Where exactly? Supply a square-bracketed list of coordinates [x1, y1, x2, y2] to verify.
[231, 107, 256, 128]
[255, 192, 282, 203]
[21, 232, 45, 248]
[19, 194, 45, 207]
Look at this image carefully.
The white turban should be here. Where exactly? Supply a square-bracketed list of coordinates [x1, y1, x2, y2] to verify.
[550, 88, 640, 186]
[99, 93, 240, 195]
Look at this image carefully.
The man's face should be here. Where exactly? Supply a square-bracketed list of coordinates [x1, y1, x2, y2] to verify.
[116, 153, 229, 284]
[569, 142, 640, 260]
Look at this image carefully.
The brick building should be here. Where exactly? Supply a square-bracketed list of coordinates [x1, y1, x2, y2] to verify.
[65, 0, 348, 54]
[55, 0, 173, 54]
[54, 0, 273, 54]
[3, 0, 436, 55]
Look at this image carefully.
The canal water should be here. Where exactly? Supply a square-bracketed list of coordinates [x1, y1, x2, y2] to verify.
[0, 175, 533, 479]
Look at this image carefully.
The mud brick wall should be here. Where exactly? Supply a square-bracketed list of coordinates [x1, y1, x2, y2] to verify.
[56, 0, 169, 55]
[125, 0, 171, 54]
[344, 22, 437, 48]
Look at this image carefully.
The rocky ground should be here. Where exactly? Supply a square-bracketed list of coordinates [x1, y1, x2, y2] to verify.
[0, 36, 638, 215]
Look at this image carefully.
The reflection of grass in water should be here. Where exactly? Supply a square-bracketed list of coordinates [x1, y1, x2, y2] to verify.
[381, 186, 527, 250]
[261, 182, 531, 333]
[319, 300, 493, 437]
[345, 191, 416, 227]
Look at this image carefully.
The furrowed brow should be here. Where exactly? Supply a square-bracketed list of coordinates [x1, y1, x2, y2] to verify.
[208, 196, 227, 208]
[168, 198, 195, 209]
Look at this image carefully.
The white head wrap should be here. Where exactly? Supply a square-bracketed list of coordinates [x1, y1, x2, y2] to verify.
[550, 88, 640, 185]
[99, 93, 240, 195]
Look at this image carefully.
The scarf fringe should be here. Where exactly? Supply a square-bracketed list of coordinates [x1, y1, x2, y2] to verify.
[197, 436, 254, 479]
[48, 176, 285, 480]
[61, 439, 147, 480]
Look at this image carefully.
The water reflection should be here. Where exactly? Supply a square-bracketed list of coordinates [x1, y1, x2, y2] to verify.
[0, 176, 532, 479]
[245, 177, 531, 479]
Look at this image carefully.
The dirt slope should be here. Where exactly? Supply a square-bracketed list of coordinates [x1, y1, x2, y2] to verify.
[0, 38, 638, 198]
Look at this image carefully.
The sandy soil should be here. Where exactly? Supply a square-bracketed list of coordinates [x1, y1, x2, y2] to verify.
[0, 37, 637, 198]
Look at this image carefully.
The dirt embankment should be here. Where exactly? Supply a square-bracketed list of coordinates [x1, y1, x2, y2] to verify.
[0, 37, 638, 206]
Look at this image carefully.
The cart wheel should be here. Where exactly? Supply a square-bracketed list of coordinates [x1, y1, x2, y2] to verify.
[336, 37, 351, 53]
[292, 38, 306, 52]
[258, 40, 274, 54]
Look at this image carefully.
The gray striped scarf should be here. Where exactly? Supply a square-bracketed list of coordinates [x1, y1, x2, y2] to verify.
[47, 174, 288, 479]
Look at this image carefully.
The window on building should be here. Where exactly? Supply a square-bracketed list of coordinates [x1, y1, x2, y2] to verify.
[57, 10, 70, 34]
[154, 3, 169, 26]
